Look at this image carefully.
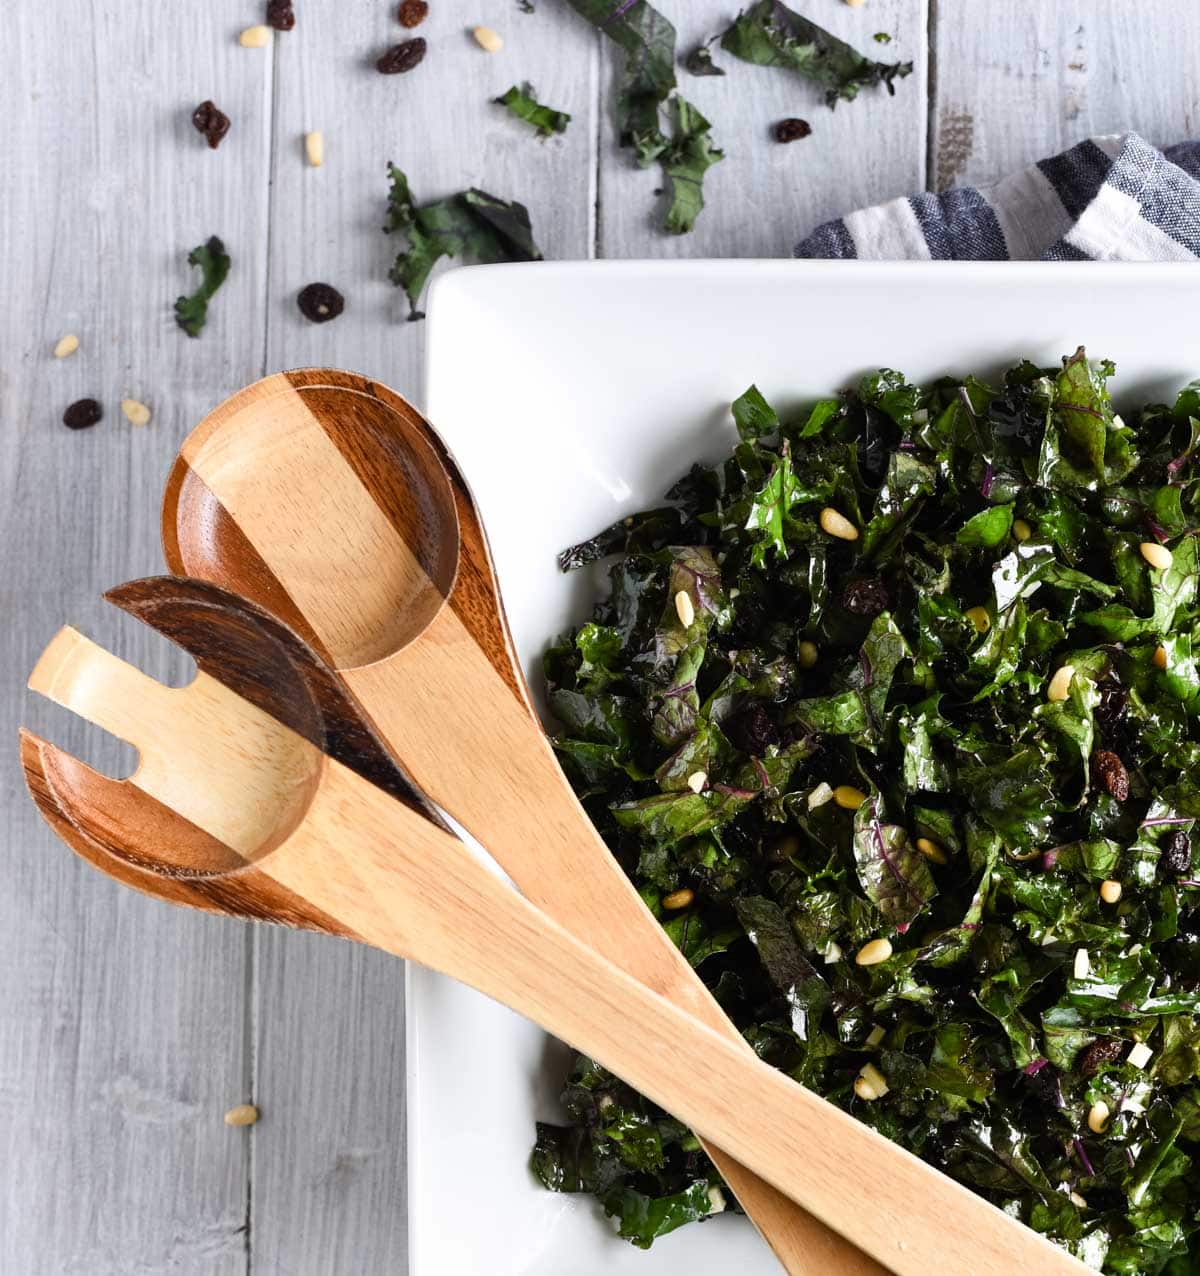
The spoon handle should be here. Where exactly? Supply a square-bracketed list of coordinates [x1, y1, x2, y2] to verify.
[263, 760, 1087, 1276]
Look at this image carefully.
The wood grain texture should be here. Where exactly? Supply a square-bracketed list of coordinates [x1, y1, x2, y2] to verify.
[593, 0, 929, 257]
[17, 619, 1088, 1276]
[251, 9, 599, 1267]
[0, 1, 271, 1271]
[930, 0, 1200, 191]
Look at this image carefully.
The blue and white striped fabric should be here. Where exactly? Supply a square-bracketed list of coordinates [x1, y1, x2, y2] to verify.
[796, 133, 1200, 262]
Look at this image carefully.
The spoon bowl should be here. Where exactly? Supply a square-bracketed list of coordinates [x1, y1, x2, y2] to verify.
[163, 371, 461, 668]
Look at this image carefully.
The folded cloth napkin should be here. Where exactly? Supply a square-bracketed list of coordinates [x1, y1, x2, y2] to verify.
[797, 132, 1200, 262]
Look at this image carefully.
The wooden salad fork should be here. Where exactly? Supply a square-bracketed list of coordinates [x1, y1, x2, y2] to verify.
[19, 577, 1087, 1276]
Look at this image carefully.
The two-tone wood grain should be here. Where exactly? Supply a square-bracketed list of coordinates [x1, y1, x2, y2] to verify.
[161, 368, 881, 1275]
[19, 584, 1090, 1276]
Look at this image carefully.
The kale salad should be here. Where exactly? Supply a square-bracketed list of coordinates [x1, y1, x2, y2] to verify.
[531, 350, 1200, 1273]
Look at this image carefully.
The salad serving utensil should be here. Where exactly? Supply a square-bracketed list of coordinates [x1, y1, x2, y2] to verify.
[19, 575, 1088, 1276]
[158, 368, 875, 1276]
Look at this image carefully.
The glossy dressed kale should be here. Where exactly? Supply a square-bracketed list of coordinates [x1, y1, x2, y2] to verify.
[533, 350, 1200, 1271]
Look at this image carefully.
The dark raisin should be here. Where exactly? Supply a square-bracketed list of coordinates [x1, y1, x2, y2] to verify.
[774, 118, 811, 144]
[376, 38, 426, 73]
[725, 703, 779, 755]
[1025, 1063, 1063, 1110]
[397, 0, 428, 27]
[297, 283, 345, 323]
[1078, 1036, 1125, 1078]
[266, 0, 295, 29]
[62, 399, 103, 430]
[1164, 830, 1193, 877]
[191, 100, 231, 149]
[1092, 750, 1130, 802]
[841, 576, 890, 618]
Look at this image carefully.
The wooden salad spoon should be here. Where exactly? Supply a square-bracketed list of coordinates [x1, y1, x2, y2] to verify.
[19, 576, 1088, 1276]
[160, 368, 876, 1275]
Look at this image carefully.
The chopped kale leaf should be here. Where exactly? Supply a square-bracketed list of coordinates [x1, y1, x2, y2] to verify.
[533, 349, 1200, 1272]
[174, 236, 230, 337]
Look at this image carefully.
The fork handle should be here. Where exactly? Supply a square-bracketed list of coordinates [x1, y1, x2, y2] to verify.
[261, 762, 1085, 1276]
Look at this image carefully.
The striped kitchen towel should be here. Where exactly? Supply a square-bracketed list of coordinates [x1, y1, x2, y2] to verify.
[797, 132, 1200, 261]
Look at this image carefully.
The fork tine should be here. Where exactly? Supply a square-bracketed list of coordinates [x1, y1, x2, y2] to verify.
[27, 624, 324, 861]
[104, 575, 434, 819]
[19, 729, 354, 937]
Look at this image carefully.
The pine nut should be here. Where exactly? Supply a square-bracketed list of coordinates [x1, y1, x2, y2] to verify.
[224, 1103, 259, 1126]
[1140, 542, 1173, 571]
[1069, 1191, 1088, 1209]
[1047, 664, 1074, 703]
[121, 398, 152, 427]
[305, 131, 325, 167]
[797, 639, 818, 668]
[1012, 518, 1032, 542]
[807, 781, 834, 810]
[239, 24, 272, 46]
[833, 784, 866, 810]
[854, 1063, 889, 1100]
[706, 1185, 727, 1214]
[1154, 645, 1168, 670]
[662, 888, 694, 910]
[915, 837, 948, 865]
[819, 507, 858, 540]
[965, 605, 990, 634]
[53, 333, 79, 358]
[856, 937, 893, 967]
[685, 771, 706, 794]
[473, 25, 503, 52]
[674, 589, 695, 628]
[822, 940, 842, 963]
[1087, 1100, 1110, 1134]
[1127, 1041, 1153, 1070]
[1099, 879, 1122, 904]
[1074, 948, 1090, 979]
[844, 0, 866, 7]
[865, 1024, 885, 1048]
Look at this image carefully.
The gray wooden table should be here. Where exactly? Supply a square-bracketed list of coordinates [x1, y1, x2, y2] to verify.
[3, 2, 1199, 1271]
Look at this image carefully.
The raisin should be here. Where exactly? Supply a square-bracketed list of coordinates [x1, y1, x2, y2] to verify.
[1025, 1064, 1063, 1110]
[774, 118, 811, 144]
[397, 0, 428, 27]
[841, 576, 890, 618]
[192, 100, 231, 149]
[376, 38, 426, 73]
[62, 399, 103, 430]
[1078, 1036, 1125, 1078]
[266, 0, 295, 29]
[1164, 830, 1193, 877]
[297, 283, 345, 323]
[1092, 750, 1129, 802]
[725, 702, 779, 755]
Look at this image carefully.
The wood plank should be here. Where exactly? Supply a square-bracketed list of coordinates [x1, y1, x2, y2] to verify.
[594, 0, 930, 257]
[252, 6, 598, 1273]
[931, 0, 1200, 191]
[0, 1, 274, 1271]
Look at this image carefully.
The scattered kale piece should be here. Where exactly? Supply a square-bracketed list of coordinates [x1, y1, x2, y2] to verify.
[874, 31, 893, 44]
[517, 0, 535, 10]
[495, 83, 571, 136]
[382, 164, 542, 319]
[720, 0, 912, 105]
[535, 349, 1200, 1271]
[563, 0, 722, 233]
[683, 40, 725, 77]
[174, 236, 230, 337]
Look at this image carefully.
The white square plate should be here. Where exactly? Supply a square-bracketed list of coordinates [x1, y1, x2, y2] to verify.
[416, 260, 1200, 1276]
